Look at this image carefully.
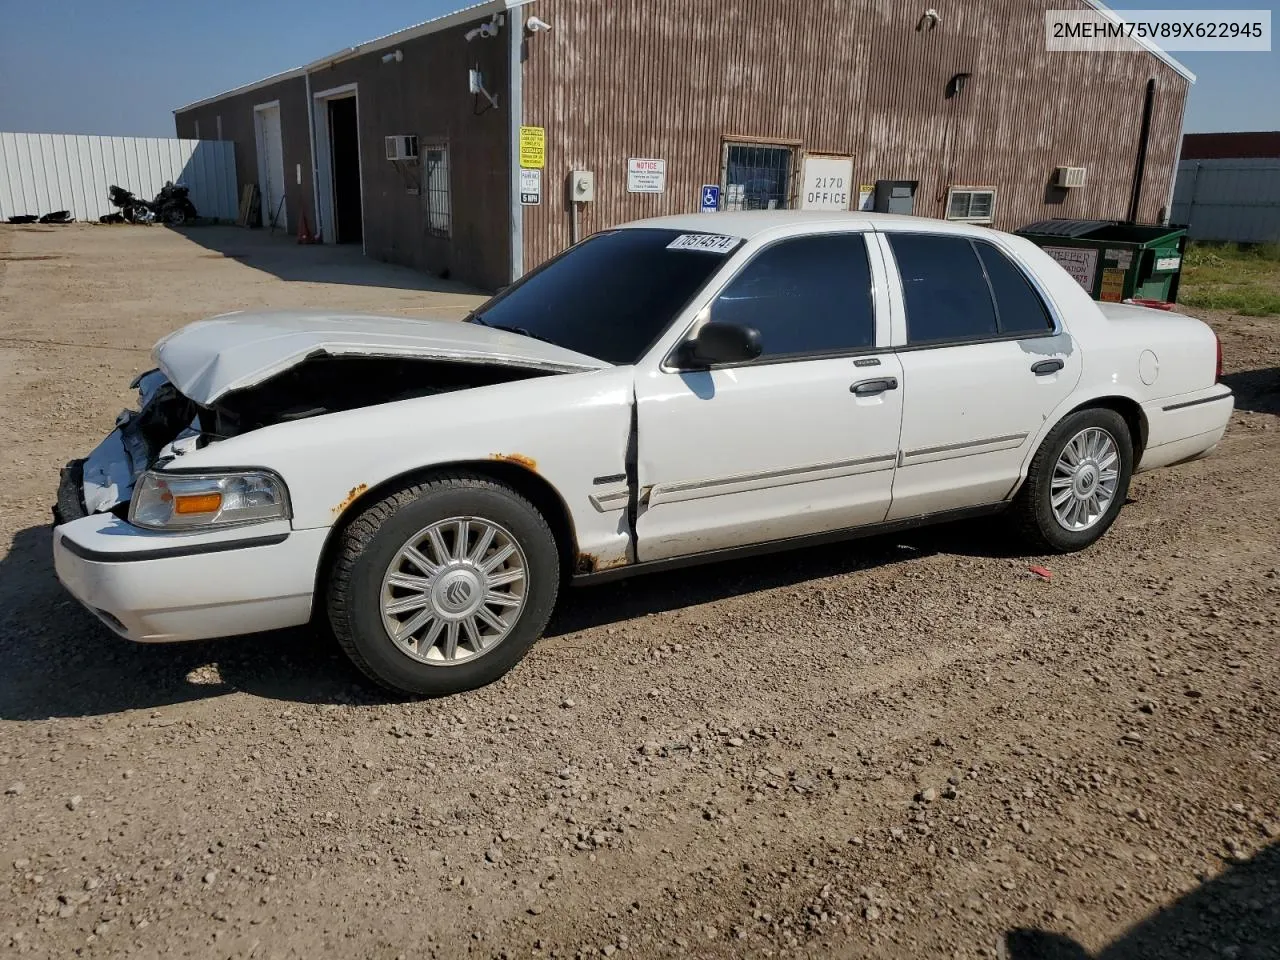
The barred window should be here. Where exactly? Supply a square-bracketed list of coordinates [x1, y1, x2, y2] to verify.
[421, 144, 451, 238]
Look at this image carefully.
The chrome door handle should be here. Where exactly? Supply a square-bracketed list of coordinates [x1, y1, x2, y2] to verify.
[851, 377, 899, 396]
[1031, 359, 1065, 376]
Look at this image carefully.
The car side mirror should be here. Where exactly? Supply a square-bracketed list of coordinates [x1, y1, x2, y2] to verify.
[675, 322, 763, 368]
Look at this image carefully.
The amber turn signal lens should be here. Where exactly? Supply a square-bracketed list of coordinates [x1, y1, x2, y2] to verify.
[173, 492, 223, 515]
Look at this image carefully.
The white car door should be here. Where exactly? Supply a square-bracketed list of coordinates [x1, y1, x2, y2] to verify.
[633, 232, 903, 563]
[876, 231, 1082, 521]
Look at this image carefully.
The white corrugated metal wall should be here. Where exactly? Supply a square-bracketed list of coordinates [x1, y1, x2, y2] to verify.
[1171, 158, 1280, 244]
[0, 133, 238, 222]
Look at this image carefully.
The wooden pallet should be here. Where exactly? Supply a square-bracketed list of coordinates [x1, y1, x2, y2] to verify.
[236, 184, 260, 228]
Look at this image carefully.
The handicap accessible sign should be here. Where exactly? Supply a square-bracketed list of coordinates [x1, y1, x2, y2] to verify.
[700, 184, 720, 213]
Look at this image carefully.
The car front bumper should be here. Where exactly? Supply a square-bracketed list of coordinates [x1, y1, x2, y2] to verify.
[53, 513, 326, 643]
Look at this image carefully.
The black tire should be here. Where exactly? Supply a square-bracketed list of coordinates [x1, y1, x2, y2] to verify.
[164, 205, 187, 226]
[1013, 407, 1133, 553]
[326, 474, 560, 697]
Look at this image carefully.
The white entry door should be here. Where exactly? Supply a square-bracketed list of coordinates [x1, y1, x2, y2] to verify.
[254, 103, 286, 229]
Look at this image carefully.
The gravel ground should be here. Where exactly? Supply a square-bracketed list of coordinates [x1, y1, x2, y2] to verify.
[1, 223, 1278, 960]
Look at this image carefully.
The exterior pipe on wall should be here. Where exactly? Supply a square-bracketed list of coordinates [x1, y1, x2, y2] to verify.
[507, 4, 525, 284]
[1164, 88, 1189, 226]
[304, 70, 322, 240]
[1127, 78, 1157, 223]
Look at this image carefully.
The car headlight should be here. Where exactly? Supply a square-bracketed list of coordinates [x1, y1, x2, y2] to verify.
[129, 471, 290, 530]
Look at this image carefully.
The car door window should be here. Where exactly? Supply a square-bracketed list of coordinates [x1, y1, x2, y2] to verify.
[709, 234, 874, 359]
[975, 242, 1055, 336]
[888, 234, 998, 345]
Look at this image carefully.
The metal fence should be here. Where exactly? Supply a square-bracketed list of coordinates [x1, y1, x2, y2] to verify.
[0, 133, 238, 223]
[1171, 158, 1280, 244]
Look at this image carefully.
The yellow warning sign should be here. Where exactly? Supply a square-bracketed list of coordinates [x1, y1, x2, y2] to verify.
[519, 126, 545, 169]
[1100, 267, 1126, 302]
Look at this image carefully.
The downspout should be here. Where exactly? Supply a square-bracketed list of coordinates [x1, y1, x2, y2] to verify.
[507, 4, 525, 285]
[1127, 78, 1157, 223]
[305, 70, 322, 241]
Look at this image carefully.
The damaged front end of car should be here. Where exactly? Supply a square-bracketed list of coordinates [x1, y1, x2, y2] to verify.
[55, 370, 198, 524]
[53, 310, 612, 527]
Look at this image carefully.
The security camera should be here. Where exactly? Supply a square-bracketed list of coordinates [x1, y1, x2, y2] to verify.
[526, 15, 552, 33]
[465, 18, 501, 41]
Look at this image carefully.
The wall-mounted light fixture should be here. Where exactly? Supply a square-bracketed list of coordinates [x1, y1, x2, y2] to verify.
[946, 72, 972, 98]
[918, 8, 941, 30]
[381, 49, 403, 64]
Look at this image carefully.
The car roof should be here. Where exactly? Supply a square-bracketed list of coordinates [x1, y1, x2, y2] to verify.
[621, 210, 1005, 241]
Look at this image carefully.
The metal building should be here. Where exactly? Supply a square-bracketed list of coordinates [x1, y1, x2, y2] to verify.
[174, 0, 1194, 290]
[1172, 132, 1280, 244]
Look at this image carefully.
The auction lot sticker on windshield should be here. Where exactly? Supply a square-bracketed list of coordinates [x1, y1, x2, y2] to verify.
[667, 234, 742, 254]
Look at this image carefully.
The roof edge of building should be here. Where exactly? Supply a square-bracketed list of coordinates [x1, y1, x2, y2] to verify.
[173, 0, 1192, 117]
[172, 0, 530, 114]
[1079, 0, 1196, 84]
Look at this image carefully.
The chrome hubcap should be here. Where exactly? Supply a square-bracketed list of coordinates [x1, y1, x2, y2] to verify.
[380, 517, 528, 666]
[1051, 427, 1121, 532]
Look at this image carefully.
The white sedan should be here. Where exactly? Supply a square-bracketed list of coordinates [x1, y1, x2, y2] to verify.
[52, 212, 1233, 695]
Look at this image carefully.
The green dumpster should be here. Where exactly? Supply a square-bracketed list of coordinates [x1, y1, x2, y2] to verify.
[1015, 219, 1188, 305]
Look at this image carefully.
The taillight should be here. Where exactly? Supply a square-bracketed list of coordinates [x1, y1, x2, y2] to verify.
[1215, 335, 1223, 383]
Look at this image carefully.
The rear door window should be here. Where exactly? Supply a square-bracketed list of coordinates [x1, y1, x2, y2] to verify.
[888, 234, 998, 345]
[975, 242, 1055, 336]
[710, 234, 875, 359]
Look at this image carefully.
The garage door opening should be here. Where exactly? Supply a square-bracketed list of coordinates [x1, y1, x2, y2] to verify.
[312, 84, 366, 250]
[328, 98, 362, 244]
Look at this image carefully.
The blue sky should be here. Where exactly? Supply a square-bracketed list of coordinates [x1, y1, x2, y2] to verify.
[0, 1, 1276, 137]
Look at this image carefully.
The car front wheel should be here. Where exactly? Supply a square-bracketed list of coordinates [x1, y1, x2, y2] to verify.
[326, 475, 560, 696]
[1013, 407, 1134, 553]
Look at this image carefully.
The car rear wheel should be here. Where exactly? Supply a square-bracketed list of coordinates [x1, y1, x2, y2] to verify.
[326, 475, 560, 696]
[1013, 408, 1133, 553]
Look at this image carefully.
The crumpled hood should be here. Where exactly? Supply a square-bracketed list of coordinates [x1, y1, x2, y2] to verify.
[153, 309, 611, 405]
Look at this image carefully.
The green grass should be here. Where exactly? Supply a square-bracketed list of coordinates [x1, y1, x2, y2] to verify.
[1179, 242, 1280, 316]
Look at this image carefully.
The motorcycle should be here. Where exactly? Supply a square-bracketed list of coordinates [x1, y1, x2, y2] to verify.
[105, 182, 198, 226]
[107, 185, 153, 224]
[153, 181, 198, 225]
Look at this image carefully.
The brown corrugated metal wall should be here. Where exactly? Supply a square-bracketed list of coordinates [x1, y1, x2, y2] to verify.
[521, 0, 1189, 273]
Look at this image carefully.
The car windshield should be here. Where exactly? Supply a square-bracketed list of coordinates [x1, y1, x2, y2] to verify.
[467, 228, 738, 364]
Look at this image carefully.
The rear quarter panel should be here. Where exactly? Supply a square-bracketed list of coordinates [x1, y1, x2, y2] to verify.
[1005, 235, 1223, 477]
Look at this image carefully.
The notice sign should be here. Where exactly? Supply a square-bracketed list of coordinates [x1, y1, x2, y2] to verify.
[519, 168, 542, 206]
[800, 155, 854, 211]
[1100, 268, 1126, 302]
[1042, 245, 1099, 292]
[627, 158, 666, 194]
[857, 184, 875, 211]
[519, 126, 545, 169]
